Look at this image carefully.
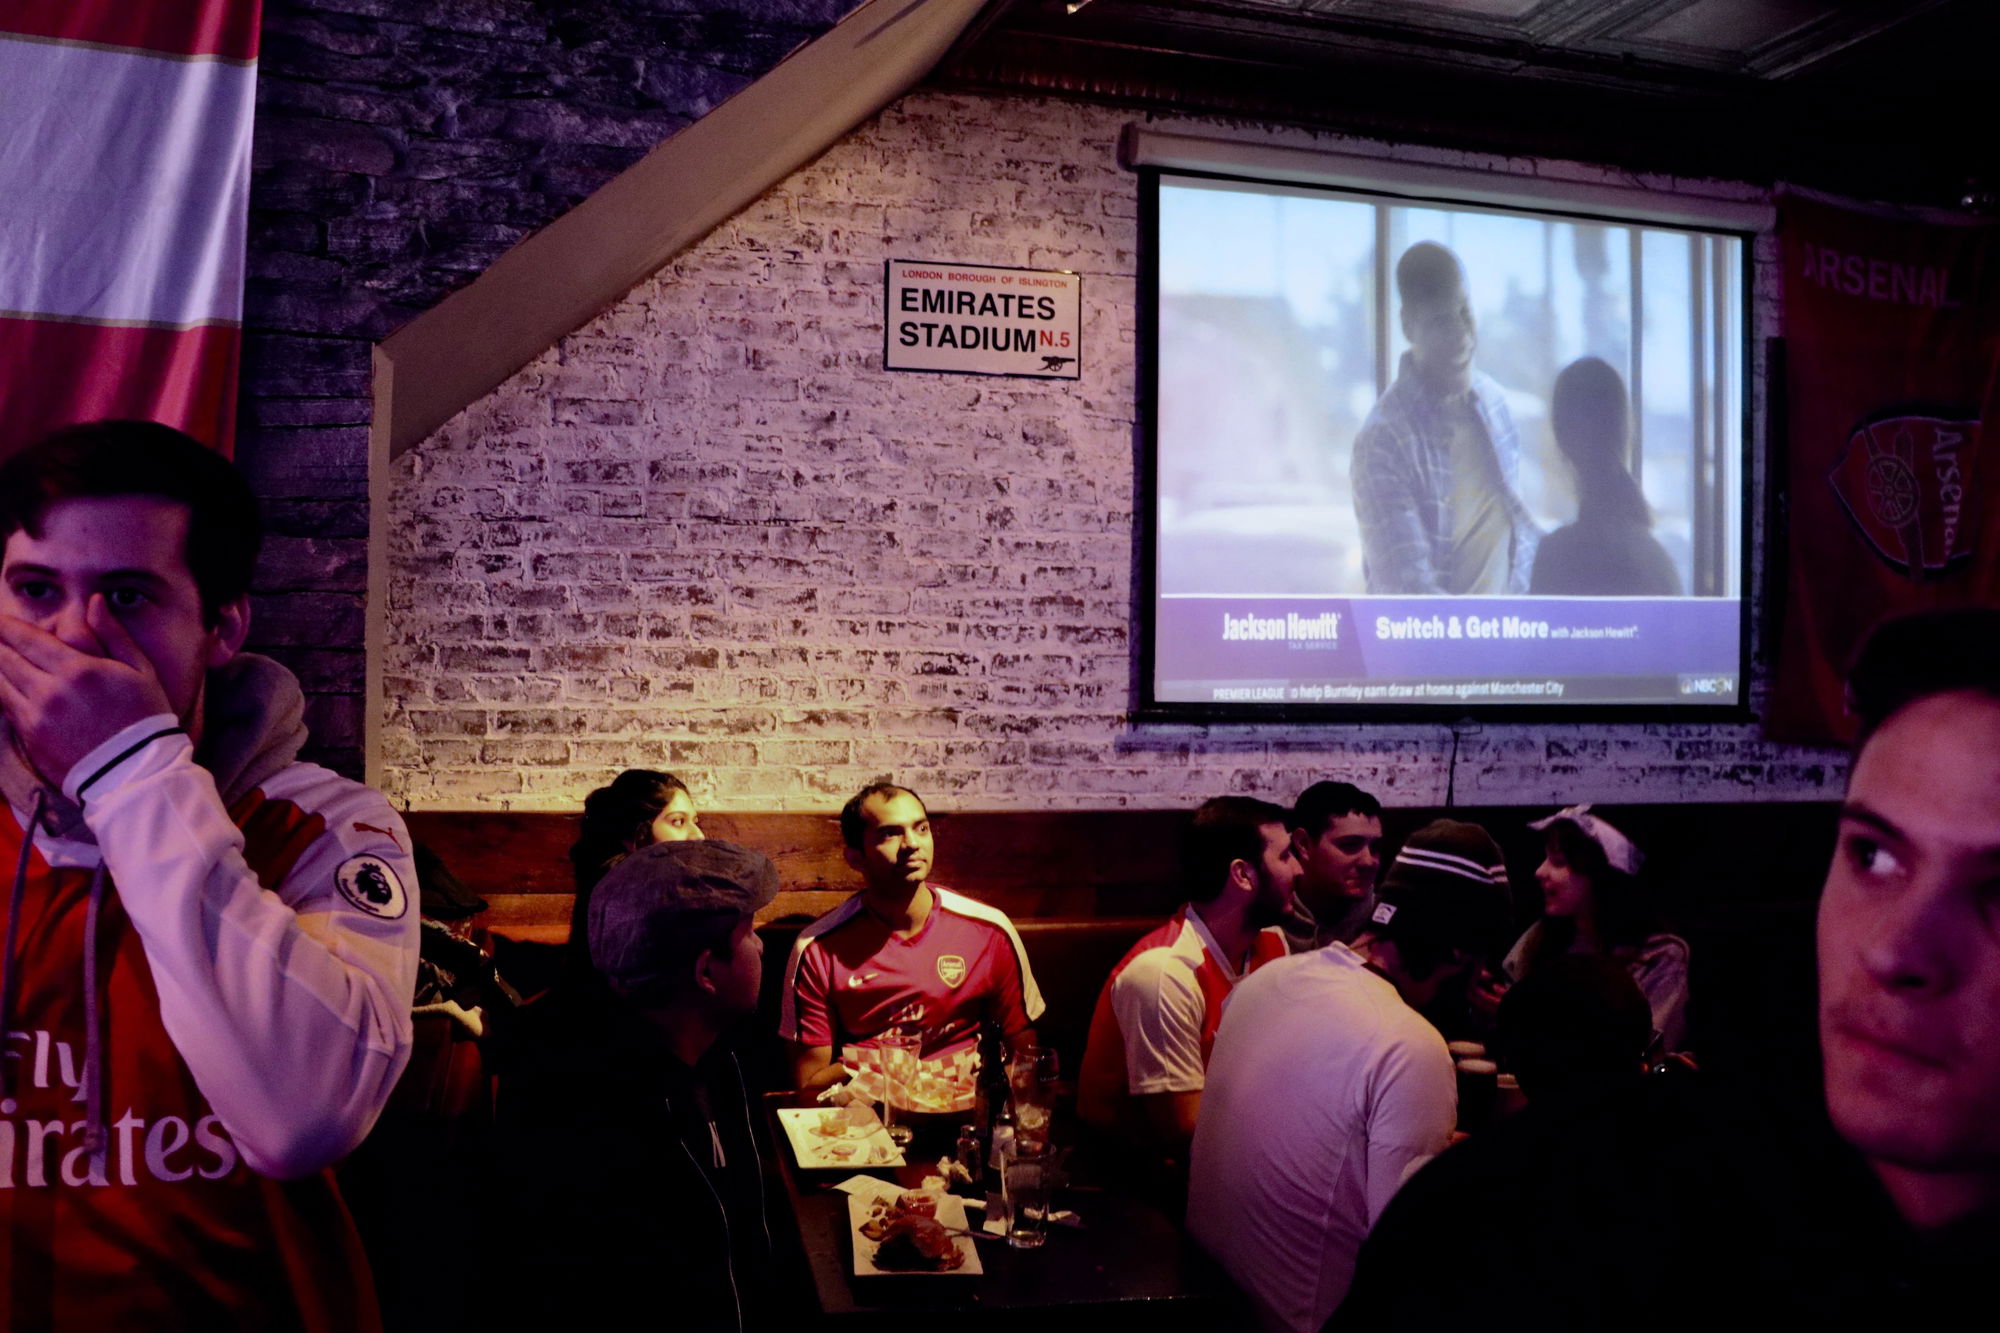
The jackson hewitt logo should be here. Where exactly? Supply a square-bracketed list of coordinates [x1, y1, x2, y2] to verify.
[1221, 611, 1342, 643]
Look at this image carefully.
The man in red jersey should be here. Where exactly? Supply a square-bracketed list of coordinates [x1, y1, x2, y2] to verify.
[0, 421, 417, 1330]
[780, 783, 1041, 1112]
[1076, 796, 1300, 1158]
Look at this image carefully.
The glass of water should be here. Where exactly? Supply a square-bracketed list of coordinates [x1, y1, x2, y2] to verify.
[1002, 1140, 1052, 1249]
[1008, 1043, 1055, 1150]
[875, 1025, 921, 1148]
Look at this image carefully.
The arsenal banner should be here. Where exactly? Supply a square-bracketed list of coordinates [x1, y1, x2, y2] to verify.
[0, 0, 261, 457]
[1769, 192, 2000, 744]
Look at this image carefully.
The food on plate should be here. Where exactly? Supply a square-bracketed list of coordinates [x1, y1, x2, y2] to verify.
[820, 1140, 894, 1165]
[812, 1102, 877, 1139]
[870, 1214, 965, 1272]
[857, 1195, 899, 1240]
[859, 1192, 965, 1271]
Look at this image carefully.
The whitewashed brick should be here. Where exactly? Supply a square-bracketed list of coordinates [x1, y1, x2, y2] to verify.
[380, 90, 1844, 814]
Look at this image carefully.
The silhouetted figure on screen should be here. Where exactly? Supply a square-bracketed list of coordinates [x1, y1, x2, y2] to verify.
[1529, 356, 1681, 596]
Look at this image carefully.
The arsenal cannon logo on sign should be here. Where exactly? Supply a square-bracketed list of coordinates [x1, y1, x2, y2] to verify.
[1826, 413, 1979, 579]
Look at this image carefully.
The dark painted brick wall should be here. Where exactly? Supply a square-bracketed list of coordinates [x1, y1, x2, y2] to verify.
[238, 1, 856, 775]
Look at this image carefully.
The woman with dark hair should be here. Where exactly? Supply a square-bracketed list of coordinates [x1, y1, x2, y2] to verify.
[1529, 356, 1681, 595]
[1480, 805, 1689, 1054]
[566, 770, 702, 963]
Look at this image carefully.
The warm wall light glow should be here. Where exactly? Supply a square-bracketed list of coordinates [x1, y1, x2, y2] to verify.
[1066, 0, 1095, 13]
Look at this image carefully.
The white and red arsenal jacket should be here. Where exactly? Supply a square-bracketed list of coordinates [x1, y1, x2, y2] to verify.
[0, 655, 418, 1329]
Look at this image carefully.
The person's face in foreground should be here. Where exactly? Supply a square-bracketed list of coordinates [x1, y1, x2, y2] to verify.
[1818, 691, 2000, 1207]
[650, 788, 703, 843]
[2, 496, 240, 732]
[854, 790, 933, 895]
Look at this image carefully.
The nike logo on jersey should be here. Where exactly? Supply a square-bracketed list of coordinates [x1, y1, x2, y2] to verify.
[846, 972, 880, 988]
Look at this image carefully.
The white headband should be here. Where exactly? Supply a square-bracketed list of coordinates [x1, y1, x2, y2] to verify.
[1529, 804, 1644, 875]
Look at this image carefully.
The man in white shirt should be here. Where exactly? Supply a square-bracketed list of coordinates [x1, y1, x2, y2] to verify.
[1188, 819, 1511, 1332]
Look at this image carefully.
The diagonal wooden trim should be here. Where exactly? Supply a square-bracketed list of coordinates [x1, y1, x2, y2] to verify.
[376, 0, 992, 460]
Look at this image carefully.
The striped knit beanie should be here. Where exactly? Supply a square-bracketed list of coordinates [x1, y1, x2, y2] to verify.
[1369, 818, 1512, 948]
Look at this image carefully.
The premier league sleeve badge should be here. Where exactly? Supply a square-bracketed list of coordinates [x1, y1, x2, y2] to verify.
[336, 854, 410, 920]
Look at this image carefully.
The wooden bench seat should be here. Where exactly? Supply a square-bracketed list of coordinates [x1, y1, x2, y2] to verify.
[355, 801, 1841, 1329]
[403, 800, 1842, 1079]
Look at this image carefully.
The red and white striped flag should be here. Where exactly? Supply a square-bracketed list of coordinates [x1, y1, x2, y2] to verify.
[0, 0, 260, 456]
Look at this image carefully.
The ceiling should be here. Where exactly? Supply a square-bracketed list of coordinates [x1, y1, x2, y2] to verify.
[939, 0, 1995, 205]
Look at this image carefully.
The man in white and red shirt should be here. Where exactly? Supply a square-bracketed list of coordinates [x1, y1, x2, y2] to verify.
[1077, 796, 1299, 1158]
[0, 422, 418, 1330]
[779, 783, 1041, 1112]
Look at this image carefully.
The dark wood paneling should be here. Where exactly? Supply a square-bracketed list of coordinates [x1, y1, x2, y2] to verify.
[407, 800, 1842, 939]
[411, 802, 1840, 1082]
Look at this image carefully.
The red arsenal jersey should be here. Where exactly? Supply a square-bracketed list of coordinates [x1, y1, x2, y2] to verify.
[778, 887, 1043, 1112]
[0, 704, 415, 1331]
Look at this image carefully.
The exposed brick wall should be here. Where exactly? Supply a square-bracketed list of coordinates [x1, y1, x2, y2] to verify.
[238, 1, 854, 775]
[381, 89, 1848, 813]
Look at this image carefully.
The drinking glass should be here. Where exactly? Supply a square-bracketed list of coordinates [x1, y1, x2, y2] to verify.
[1001, 1140, 1051, 1249]
[1007, 1043, 1057, 1150]
[1455, 1057, 1498, 1133]
[875, 1026, 921, 1148]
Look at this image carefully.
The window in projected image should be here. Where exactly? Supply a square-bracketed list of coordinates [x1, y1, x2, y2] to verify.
[1148, 171, 1748, 714]
[1156, 179, 1742, 598]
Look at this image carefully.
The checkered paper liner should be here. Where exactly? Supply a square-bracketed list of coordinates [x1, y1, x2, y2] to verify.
[841, 1043, 980, 1115]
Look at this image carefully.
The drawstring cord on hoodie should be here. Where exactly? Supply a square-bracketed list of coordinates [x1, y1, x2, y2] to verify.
[0, 659, 307, 1173]
[81, 862, 107, 1154]
[0, 788, 44, 1100]
[1, 789, 110, 1163]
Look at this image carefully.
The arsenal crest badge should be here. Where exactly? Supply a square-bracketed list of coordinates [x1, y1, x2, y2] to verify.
[936, 954, 967, 987]
[1827, 413, 1979, 578]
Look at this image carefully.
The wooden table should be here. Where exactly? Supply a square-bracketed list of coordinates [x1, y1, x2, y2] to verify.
[767, 1097, 1247, 1329]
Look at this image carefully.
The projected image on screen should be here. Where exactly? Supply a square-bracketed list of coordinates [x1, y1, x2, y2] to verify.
[1149, 173, 1746, 711]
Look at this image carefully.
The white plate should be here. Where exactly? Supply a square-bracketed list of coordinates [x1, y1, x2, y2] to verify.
[777, 1107, 906, 1169]
[845, 1178, 983, 1277]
